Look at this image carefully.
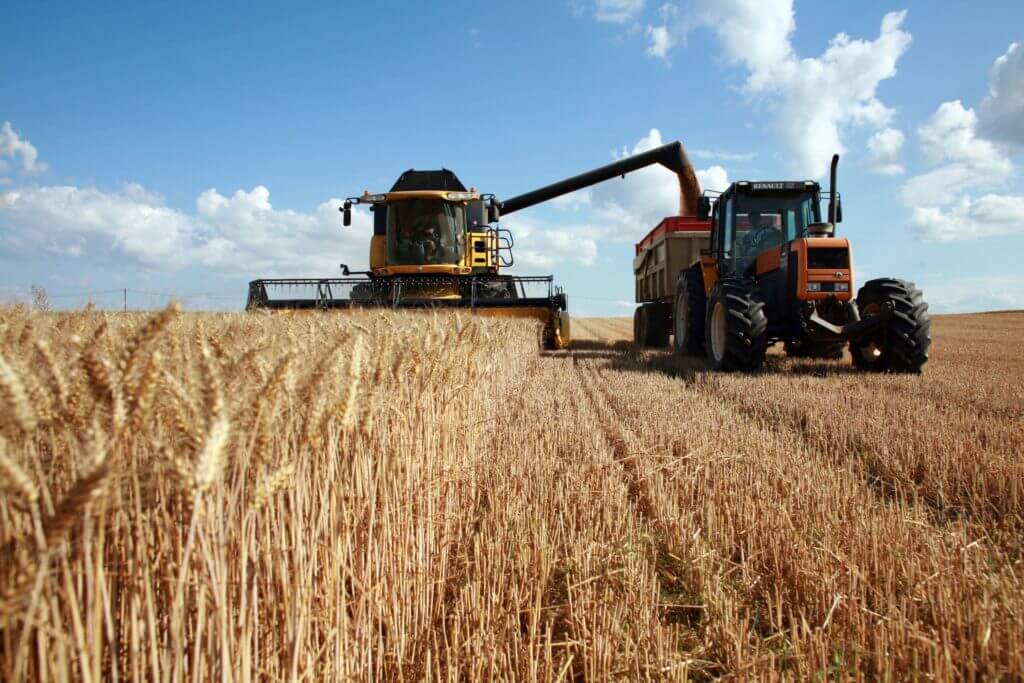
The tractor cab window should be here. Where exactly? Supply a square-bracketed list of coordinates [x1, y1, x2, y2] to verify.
[388, 199, 465, 266]
[727, 193, 819, 275]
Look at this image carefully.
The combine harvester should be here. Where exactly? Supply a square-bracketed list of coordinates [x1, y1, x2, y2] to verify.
[247, 144, 705, 349]
[247, 168, 572, 348]
[633, 150, 932, 373]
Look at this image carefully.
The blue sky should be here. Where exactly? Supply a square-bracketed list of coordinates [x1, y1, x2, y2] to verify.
[2, 1, 1022, 315]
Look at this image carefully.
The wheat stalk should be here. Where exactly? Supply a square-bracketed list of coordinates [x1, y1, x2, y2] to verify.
[248, 462, 295, 514]
[341, 335, 364, 430]
[0, 354, 39, 434]
[0, 437, 39, 504]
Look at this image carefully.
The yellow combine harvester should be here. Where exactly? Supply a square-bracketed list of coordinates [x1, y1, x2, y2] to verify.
[247, 168, 571, 348]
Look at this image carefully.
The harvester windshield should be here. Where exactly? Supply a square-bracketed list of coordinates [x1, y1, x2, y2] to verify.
[388, 199, 465, 266]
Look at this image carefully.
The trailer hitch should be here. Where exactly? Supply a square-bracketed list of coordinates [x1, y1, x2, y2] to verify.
[807, 300, 892, 340]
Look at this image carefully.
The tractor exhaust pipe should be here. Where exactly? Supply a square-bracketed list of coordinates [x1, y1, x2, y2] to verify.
[828, 154, 839, 224]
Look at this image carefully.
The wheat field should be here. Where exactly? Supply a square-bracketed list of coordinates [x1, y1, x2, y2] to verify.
[0, 304, 1022, 681]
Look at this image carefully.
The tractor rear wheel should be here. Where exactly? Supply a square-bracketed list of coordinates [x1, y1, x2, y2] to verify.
[705, 278, 768, 372]
[672, 266, 706, 356]
[850, 278, 931, 373]
[634, 304, 670, 348]
[784, 339, 845, 359]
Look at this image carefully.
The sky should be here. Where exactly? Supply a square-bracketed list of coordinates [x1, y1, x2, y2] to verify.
[1, 0, 1022, 315]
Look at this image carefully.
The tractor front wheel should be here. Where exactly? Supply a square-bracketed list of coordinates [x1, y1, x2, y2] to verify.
[850, 278, 931, 373]
[705, 278, 768, 372]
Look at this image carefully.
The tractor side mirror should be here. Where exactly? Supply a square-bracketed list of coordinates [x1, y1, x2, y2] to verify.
[341, 200, 352, 227]
[697, 196, 712, 221]
[488, 200, 501, 224]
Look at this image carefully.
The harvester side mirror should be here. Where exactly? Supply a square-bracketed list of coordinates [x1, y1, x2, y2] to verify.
[342, 201, 352, 227]
[835, 199, 843, 223]
[488, 200, 501, 224]
[697, 196, 711, 221]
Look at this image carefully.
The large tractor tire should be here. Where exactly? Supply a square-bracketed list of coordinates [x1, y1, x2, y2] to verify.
[850, 278, 931, 373]
[672, 266, 706, 356]
[705, 278, 768, 372]
[784, 339, 845, 359]
[634, 303, 671, 348]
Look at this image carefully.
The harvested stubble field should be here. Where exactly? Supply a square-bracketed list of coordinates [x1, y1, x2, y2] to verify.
[0, 305, 1022, 681]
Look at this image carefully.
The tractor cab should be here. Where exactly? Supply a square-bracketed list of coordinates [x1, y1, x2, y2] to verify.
[699, 181, 837, 278]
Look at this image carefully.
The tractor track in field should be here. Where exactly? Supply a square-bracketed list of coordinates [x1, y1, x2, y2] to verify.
[578, 336, 1003, 540]
[572, 357, 713, 651]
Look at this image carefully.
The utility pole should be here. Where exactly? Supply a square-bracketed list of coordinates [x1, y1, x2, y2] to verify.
[123, 288, 127, 312]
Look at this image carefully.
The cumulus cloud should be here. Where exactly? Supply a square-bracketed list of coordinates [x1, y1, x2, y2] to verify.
[692, 149, 756, 162]
[922, 274, 1024, 313]
[901, 100, 1014, 210]
[901, 48, 1023, 243]
[911, 194, 1024, 241]
[645, 25, 673, 59]
[641, 2, 911, 178]
[979, 42, 1024, 149]
[866, 128, 905, 175]
[0, 122, 46, 175]
[507, 214, 600, 270]
[594, 0, 644, 23]
[0, 182, 371, 276]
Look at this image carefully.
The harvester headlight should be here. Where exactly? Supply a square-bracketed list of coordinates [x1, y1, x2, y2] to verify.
[806, 282, 822, 292]
[446, 191, 475, 201]
[363, 194, 387, 203]
[835, 283, 850, 292]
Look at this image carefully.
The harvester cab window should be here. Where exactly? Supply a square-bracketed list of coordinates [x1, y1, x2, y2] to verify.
[388, 199, 465, 265]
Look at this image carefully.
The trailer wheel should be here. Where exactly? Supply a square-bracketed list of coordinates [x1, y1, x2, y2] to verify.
[673, 266, 706, 356]
[634, 304, 670, 348]
[705, 278, 768, 372]
[851, 278, 931, 373]
[784, 339, 845, 359]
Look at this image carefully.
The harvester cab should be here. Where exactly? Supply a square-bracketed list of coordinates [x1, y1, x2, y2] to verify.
[340, 169, 511, 278]
[247, 168, 571, 349]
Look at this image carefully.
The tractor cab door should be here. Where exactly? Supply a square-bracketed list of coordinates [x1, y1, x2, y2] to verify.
[711, 194, 737, 277]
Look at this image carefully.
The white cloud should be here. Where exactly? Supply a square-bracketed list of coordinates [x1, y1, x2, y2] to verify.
[910, 194, 1024, 242]
[594, 0, 644, 23]
[901, 100, 1014, 210]
[922, 274, 1024, 313]
[504, 213, 599, 270]
[642, 2, 911, 178]
[979, 42, 1024, 149]
[918, 100, 1010, 170]
[866, 128, 905, 175]
[696, 165, 729, 192]
[691, 149, 756, 162]
[0, 183, 371, 276]
[645, 25, 673, 59]
[901, 71, 1021, 241]
[0, 122, 46, 175]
